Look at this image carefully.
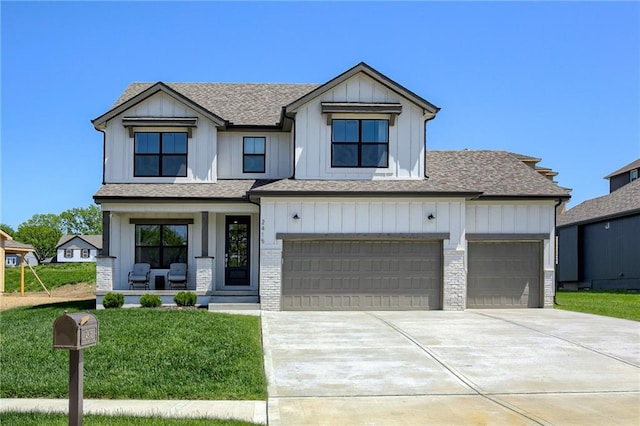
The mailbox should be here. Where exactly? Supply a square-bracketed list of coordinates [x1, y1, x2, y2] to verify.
[53, 312, 99, 350]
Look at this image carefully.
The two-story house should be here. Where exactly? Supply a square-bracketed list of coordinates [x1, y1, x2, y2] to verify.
[92, 62, 570, 310]
[557, 159, 640, 290]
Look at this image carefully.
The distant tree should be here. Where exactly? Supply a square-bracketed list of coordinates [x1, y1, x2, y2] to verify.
[21, 213, 62, 232]
[15, 225, 62, 261]
[60, 205, 102, 235]
[0, 224, 15, 237]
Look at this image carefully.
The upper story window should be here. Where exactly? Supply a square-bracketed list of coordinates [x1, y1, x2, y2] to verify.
[64, 249, 74, 258]
[81, 249, 90, 258]
[135, 224, 187, 269]
[631, 169, 638, 181]
[243, 137, 266, 173]
[134, 132, 187, 177]
[331, 119, 389, 168]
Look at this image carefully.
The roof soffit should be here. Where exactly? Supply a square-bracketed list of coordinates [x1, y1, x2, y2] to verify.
[284, 62, 440, 117]
[92, 83, 227, 129]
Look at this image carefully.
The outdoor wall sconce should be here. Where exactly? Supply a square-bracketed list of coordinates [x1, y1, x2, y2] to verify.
[292, 213, 301, 220]
[427, 214, 436, 220]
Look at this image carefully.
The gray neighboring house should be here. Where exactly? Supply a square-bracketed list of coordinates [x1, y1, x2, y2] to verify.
[604, 158, 640, 193]
[5, 240, 38, 268]
[557, 167, 640, 290]
[55, 235, 102, 263]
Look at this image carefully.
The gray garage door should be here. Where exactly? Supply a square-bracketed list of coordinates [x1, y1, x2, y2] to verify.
[467, 242, 541, 308]
[282, 240, 442, 310]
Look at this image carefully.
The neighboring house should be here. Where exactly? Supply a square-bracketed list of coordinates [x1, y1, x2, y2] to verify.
[557, 165, 640, 290]
[1, 230, 37, 292]
[5, 252, 39, 268]
[55, 235, 102, 263]
[91, 62, 570, 310]
[603, 158, 640, 193]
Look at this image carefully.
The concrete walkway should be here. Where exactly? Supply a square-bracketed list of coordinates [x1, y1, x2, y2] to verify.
[0, 398, 267, 424]
[262, 309, 640, 425]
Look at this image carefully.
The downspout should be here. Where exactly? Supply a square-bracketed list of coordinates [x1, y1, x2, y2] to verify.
[423, 112, 437, 179]
[553, 198, 563, 306]
[97, 128, 107, 184]
[287, 113, 297, 179]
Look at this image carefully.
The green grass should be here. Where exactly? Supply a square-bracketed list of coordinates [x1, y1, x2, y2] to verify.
[0, 412, 259, 425]
[555, 290, 640, 321]
[0, 300, 267, 400]
[3, 263, 96, 293]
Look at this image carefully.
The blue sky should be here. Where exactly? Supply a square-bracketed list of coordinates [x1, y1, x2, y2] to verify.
[1, 1, 638, 230]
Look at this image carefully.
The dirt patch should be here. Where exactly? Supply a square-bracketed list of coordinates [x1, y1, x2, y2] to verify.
[0, 283, 96, 311]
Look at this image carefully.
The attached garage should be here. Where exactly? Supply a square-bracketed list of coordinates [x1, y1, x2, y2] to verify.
[281, 239, 443, 310]
[467, 241, 542, 308]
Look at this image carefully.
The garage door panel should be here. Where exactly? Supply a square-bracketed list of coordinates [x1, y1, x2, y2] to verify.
[282, 240, 442, 310]
[467, 242, 541, 309]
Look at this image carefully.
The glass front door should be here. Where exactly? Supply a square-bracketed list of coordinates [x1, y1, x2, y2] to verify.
[225, 216, 250, 286]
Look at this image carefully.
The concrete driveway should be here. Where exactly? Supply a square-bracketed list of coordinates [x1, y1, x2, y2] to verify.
[262, 309, 640, 425]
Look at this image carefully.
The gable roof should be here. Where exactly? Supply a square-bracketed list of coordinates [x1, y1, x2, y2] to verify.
[93, 81, 319, 129]
[56, 235, 103, 250]
[557, 178, 640, 227]
[604, 158, 640, 179]
[92, 62, 439, 129]
[284, 62, 440, 116]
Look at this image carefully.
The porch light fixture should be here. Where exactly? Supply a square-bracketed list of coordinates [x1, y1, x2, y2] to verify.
[427, 214, 436, 220]
[292, 213, 301, 220]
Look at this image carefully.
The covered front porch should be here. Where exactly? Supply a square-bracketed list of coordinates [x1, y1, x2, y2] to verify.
[94, 200, 260, 308]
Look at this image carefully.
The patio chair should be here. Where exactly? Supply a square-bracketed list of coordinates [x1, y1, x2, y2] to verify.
[167, 263, 188, 290]
[128, 263, 151, 290]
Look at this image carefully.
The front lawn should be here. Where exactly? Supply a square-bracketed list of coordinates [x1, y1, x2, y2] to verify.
[3, 263, 96, 293]
[0, 300, 266, 400]
[0, 412, 259, 426]
[555, 290, 640, 321]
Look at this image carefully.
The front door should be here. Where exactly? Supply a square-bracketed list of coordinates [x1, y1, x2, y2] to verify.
[225, 216, 251, 286]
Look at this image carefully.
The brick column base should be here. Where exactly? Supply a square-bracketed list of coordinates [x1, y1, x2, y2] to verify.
[443, 249, 466, 311]
[96, 256, 115, 293]
[260, 249, 282, 311]
[196, 257, 214, 292]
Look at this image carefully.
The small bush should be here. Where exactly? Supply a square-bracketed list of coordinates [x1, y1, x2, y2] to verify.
[174, 291, 197, 307]
[139, 294, 162, 308]
[102, 292, 124, 309]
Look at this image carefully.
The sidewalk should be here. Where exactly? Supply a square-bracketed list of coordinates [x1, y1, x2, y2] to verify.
[0, 398, 267, 424]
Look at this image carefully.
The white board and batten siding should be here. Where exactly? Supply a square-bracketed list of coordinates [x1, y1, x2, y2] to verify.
[294, 74, 426, 180]
[260, 198, 466, 249]
[104, 92, 218, 183]
[466, 201, 556, 270]
[217, 132, 293, 179]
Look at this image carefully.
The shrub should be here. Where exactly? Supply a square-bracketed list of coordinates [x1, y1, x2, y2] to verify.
[102, 292, 124, 309]
[174, 291, 197, 307]
[139, 294, 162, 308]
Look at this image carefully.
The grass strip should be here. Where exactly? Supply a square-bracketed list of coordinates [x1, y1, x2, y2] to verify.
[555, 290, 640, 321]
[0, 412, 260, 425]
[0, 300, 266, 400]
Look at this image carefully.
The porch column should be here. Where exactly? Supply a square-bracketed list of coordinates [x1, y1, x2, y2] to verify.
[195, 256, 214, 292]
[96, 256, 116, 292]
[201, 211, 209, 257]
[442, 247, 466, 311]
[102, 211, 110, 256]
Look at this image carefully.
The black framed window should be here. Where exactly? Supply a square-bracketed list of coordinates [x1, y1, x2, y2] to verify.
[243, 137, 266, 173]
[134, 132, 187, 177]
[135, 224, 187, 269]
[331, 119, 388, 168]
[64, 249, 73, 258]
[81, 249, 90, 258]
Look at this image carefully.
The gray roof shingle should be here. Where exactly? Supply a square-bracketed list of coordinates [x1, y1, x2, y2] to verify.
[557, 179, 640, 227]
[113, 83, 320, 126]
[93, 151, 569, 200]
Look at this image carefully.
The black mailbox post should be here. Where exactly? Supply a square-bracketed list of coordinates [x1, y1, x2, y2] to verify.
[53, 312, 99, 426]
